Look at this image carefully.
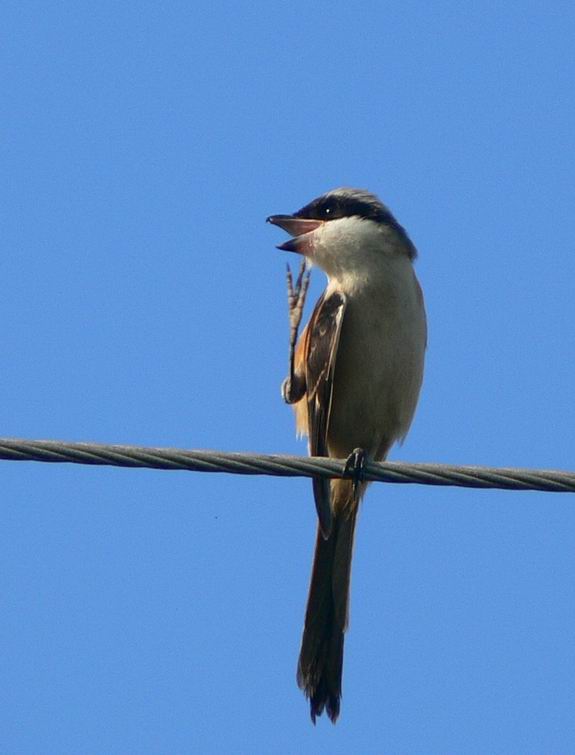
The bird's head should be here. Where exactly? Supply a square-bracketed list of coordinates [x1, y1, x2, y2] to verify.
[267, 187, 416, 279]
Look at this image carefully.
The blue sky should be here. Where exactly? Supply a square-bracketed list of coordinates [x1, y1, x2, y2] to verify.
[2, 1, 575, 752]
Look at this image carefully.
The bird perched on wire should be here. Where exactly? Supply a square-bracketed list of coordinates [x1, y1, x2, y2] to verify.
[267, 187, 427, 723]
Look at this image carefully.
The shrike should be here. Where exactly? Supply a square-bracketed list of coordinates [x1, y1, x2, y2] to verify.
[267, 188, 426, 723]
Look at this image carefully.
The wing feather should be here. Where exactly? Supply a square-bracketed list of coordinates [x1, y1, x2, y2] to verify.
[304, 290, 347, 539]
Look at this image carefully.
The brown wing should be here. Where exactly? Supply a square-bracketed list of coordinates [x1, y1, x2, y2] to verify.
[304, 290, 347, 539]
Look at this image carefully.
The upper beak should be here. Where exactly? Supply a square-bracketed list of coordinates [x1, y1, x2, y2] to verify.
[266, 215, 323, 253]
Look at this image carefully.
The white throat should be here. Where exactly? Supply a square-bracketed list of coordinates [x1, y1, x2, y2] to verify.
[310, 216, 413, 296]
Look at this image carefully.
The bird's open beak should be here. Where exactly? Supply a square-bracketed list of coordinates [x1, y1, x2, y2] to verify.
[266, 215, 323, 253]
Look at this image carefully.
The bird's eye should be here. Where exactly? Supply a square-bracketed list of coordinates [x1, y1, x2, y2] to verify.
[324, 207, 331, 215]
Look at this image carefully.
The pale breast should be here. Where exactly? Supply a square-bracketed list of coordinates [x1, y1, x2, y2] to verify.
[326, 266, 426, 460]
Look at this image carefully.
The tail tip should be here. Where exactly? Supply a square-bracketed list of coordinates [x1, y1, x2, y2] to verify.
[310, 693, 340, 724]
[298, 668, 341, 724]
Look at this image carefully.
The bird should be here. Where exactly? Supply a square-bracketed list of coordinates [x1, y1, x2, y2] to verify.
[267, 187, 427, 723]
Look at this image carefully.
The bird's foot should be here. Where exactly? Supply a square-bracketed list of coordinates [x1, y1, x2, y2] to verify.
[343, 448, 366, 499]
[282, 259, 310, 404]
[286, 259, 310, 345]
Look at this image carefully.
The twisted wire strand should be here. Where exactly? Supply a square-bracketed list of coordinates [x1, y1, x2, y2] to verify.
[0, 437, 574, 493]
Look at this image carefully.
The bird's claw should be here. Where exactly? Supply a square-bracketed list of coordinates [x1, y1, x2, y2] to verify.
[283, 260, 310, 404]
[287, 259, 311, 338]
[344, 448, 366, 499]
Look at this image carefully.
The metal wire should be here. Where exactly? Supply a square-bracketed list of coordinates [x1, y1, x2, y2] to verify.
[0, 437, 574, 493]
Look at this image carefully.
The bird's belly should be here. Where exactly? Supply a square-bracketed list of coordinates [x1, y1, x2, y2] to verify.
[326, 297, 425, 461]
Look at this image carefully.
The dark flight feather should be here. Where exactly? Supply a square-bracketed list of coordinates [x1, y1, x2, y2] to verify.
[304, 290, 347, 539]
